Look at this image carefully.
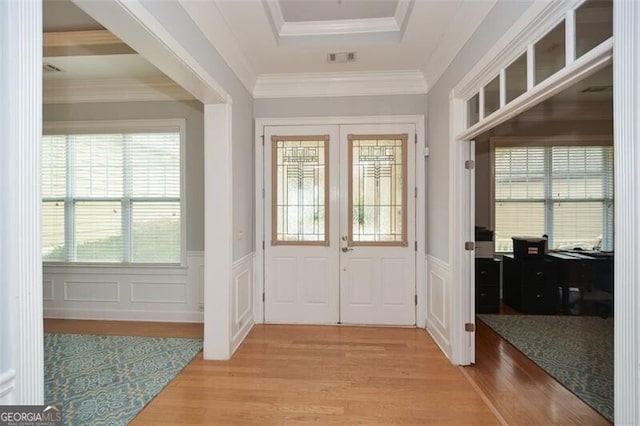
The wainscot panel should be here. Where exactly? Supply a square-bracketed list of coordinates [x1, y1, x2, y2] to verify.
[43, 251, 205, 322]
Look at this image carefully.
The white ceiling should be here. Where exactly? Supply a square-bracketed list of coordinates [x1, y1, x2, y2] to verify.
[197, 0, 497, 90]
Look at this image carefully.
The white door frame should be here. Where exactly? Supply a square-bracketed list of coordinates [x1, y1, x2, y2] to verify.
[68, 0, 234, 359]
[449, 0, 640, 422]
[255, 115, 426, 326]
[448, 0, 613, 366]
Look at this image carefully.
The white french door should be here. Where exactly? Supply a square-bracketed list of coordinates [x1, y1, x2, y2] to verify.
[264, 123, 416, 326]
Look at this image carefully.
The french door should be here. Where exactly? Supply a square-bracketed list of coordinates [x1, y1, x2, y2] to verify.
[264, 123, 416, 325]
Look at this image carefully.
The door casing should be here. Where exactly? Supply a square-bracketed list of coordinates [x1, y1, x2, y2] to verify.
[254, 115, 426, 326]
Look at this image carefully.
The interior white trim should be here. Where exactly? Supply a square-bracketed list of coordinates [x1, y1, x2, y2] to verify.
[455, 0, 583, 99]
[4, 0, 44, 404]
[254, 115, 426, 326]
[253, 70, 428, 99]
[613, 0, 640, 422]
[457, 39, 612, 141]
[262, 0, 413, 45]
[179, 0, 257, 94]
[73, 0, 230, 104]
[425, 255, 451, 358]
[231, 253, 255, 355]
[44, 77, 194, 104]
[203, 104, 234, 360]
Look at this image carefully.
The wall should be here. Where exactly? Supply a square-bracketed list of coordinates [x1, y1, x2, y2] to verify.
[140, 0, 255, 262]
[426, 0, 534, 262]
[43, 100, 205, 251]
[254, 94, 428, 118]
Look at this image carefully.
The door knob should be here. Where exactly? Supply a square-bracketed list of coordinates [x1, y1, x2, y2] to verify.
[342, 247, 354, 252]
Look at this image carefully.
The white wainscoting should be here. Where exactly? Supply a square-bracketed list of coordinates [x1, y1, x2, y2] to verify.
[426, 255, 451, 359]
[43, 251, 205, 322]
[231, 253, 255, 354]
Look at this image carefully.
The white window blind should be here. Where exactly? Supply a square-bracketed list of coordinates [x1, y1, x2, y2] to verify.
[494, 145, 613, 252]
[42, 131, 181, 264]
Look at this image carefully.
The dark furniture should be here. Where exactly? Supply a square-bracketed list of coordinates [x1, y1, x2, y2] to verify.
[502, 251, 614, 316]
[502, 254, 560, 314]
[475, 257, 501, 313]
[547, 251, 613, 317]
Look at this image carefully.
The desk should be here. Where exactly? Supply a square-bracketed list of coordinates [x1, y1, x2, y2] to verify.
[547, 251, 613, 316]
[502, 252, 613, 315]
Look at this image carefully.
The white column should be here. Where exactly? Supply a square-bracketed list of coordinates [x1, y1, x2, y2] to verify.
[613, 0, 640, 423]
[203, 103, 233, 360]
[0, 0, 44, 405]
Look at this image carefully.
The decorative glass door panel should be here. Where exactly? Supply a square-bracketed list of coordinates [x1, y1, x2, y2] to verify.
[348, 134, 407, 246]
[272, 135, 329, 245]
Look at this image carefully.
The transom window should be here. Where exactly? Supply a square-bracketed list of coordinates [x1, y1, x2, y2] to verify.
[494, 143, 613, 252]
[42, 122, 183, 264]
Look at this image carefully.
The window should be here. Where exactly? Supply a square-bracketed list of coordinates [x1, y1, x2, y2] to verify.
[494, 144, 613, 252]
[42, 121, 184, 264]
[271, 135, 329, 245]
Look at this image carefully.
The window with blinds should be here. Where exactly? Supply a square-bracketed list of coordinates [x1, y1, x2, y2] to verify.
[42, 130, 182, 264]
[494, 145, 613, 253]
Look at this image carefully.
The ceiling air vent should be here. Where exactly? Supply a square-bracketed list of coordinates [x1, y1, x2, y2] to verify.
[327, 52, 356, 63]
[43, 63, 63, 73]
[579, 85, 613, 94]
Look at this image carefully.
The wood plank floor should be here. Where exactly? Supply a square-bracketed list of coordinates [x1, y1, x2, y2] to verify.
[44, 319, 612, 425]
[467, 319, 611, 426]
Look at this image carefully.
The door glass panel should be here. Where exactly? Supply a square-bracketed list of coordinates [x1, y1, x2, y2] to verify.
[272, 135, 329, 245]
[575, 0, 612, 59]
[484, 75, 500, 117]
[349, 134, 407, 246]
[505, 53, 527, 104]
[535, 20, 566, 85]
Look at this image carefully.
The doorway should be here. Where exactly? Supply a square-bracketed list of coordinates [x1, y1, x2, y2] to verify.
[262, 123, 417, 325]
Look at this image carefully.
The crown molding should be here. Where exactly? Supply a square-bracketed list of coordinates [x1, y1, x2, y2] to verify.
[253, 70, 428, 99]
[263, 0, 414, 45]
[44, 77, 195, 104]
[179, 0, 257, 94]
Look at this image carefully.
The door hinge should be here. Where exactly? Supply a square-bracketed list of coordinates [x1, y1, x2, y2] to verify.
[262, 241, 265, 249]
[464, 160, 475, 170]
[465, 323, 475, 332]
[414, 241, 418, 251]
[262, 292, 265, 302]
[415, 294, 418, 305]
[414, 134, 417, 145]
[414, 187, 418, 198]
[262, 188, 265, 198]
[261, 135, 265, 146]
[464, 241, 474, 251]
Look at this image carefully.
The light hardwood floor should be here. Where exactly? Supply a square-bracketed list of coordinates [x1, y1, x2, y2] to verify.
[44, 319, 611, 425]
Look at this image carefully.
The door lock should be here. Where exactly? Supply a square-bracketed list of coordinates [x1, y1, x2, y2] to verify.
[341, 247, 354, 252]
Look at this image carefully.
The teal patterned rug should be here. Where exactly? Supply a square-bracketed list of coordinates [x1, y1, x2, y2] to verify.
[478, 314, 613, 422]
[44, 333, 202, 426]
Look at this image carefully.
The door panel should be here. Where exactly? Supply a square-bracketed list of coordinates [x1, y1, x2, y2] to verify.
[264, 125, 340, 324]
[339, 124, 416, 326]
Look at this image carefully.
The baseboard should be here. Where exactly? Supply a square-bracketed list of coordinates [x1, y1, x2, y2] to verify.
[231, 320, 254, 355]
[44, 307, 204, 323]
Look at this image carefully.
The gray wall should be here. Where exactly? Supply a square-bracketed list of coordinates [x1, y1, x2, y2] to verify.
[426, 0, 534, 262]
[254, 94, 428, 118]
[141, 0, 255, 261]
[43, 100, 205, 252]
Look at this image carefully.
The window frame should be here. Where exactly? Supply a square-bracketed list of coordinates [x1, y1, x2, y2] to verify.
[490, 135, 614, 253]
[42, 119, 187, 267]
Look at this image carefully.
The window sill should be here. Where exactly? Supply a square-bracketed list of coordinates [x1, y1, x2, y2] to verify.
[43, 262, 188, 276]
